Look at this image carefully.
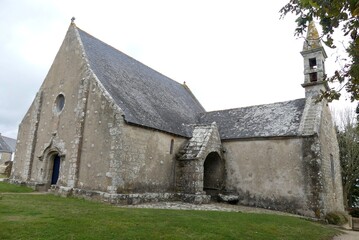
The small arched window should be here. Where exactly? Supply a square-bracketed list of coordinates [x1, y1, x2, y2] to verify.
[54, 94, 65, 113]
[170, 139, 174, 154]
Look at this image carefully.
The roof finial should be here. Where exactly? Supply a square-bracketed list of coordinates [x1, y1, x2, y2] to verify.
[71, 17, 76, 24]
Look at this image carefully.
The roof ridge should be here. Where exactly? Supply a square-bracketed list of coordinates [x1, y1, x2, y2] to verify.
[199, 98, 307, 139]
[182, 82, 205, 112]
[203, 98, 306, 114]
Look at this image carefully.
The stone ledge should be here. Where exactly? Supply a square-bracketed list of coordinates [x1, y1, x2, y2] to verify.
[7, 179, 46, 191]
[5, 180, 212, 205]
[52, 186, 211, 205]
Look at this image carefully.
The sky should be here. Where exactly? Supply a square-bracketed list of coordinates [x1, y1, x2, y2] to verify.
[0, 0, 356, 139]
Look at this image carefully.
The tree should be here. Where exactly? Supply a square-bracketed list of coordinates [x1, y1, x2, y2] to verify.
[280, 0, 359, 103]
[335, 108, 359, 208]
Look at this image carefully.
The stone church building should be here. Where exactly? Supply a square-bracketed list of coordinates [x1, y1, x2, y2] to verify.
[11, 21, 344, 218]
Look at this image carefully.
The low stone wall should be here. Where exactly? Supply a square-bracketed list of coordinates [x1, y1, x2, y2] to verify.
[0, 161, 13, 177]
[7, 179, 44, 190]
[51, 186, 211, 205]
[6, 180, 211, 205]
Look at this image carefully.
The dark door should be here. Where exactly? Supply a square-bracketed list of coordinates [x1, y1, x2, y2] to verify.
[51, 155, 61, 185]
[203, 152, 224, 196]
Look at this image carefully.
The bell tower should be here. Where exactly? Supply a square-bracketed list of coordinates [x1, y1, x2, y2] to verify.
[301, 21, 329, 98]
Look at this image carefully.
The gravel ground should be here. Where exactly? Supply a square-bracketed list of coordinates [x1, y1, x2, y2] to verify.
[120, 201, 304, 217]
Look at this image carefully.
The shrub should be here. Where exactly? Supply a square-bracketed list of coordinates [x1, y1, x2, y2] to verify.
[325, 211, 348, 225]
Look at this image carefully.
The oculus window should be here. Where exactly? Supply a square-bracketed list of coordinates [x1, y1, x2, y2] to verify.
[54, 94, 65, 113]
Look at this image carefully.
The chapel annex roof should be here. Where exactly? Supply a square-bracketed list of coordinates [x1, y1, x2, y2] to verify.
[199, 98, 307, 140]
[76, 27, 205, 137]
[0, 134, 16, 153]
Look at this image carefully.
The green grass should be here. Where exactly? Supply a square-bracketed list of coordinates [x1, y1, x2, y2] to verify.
[0, 173, 8, 178]
[0, 181, 34, 193]
[0, 183, 340, 240]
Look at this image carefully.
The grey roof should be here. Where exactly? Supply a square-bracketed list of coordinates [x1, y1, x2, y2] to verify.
[0, 135, 16, 153]
[78, 28, 205, 137]
[199, 98, 306, 140]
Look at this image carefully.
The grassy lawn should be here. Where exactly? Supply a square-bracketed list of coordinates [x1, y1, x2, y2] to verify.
[0, 173, 8, 178]
[0, 181, 34, 193]
[0, 183, 340, 240]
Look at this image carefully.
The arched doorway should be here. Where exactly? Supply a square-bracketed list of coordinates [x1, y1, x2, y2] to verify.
[203, 152, 224, 196]
[50, 154, 61, 185]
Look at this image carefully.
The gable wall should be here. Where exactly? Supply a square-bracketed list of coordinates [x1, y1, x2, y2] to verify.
[318, 105, 344, 213]
[11, 26, 91, 188]
[223, 138, 309, 215]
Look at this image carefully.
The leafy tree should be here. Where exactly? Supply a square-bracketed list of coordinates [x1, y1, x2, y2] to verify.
[335, 108, 359, 208]
[280, 0, 359, 103]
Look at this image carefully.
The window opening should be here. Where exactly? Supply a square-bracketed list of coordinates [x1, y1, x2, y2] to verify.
[170, 139, 174, 154]
[330, 154, 335, 181]
[55, 94, 65, 113]
[309, 72, 318, 82]
[309, 58, 317, 69]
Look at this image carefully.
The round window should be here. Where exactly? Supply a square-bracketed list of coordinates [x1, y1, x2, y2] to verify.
[55, 94, 65, 113]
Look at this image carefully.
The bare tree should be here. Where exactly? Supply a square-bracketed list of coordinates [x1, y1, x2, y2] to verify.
[334, 107, 359, 208]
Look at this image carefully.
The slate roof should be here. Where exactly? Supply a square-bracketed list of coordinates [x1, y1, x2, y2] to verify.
[0, 135, 16, 153]
[199, 98, 307, 140]
[77, 28, 205, 137]
[75, 26, 308, 140]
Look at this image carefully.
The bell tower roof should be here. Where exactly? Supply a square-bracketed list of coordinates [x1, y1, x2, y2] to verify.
[302, 21, 327, 58]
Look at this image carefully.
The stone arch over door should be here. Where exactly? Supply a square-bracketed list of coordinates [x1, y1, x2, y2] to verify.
[39, 146, 65, 190]
[203, 151, 225, 196]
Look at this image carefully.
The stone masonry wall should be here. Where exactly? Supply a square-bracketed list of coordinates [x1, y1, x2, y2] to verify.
[318, 104, 344, 214]
[77, 76, 187, 193]
[223, 138, 309, 215]
[113, 124, 187, 194]
[299, 99, 344, 218]
[0, 152, 12, 165]
[11, 25, 92, 189]
[11, 104, 34, 180]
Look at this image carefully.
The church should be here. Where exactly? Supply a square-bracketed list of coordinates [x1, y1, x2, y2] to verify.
[10, 21, 344, 218]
